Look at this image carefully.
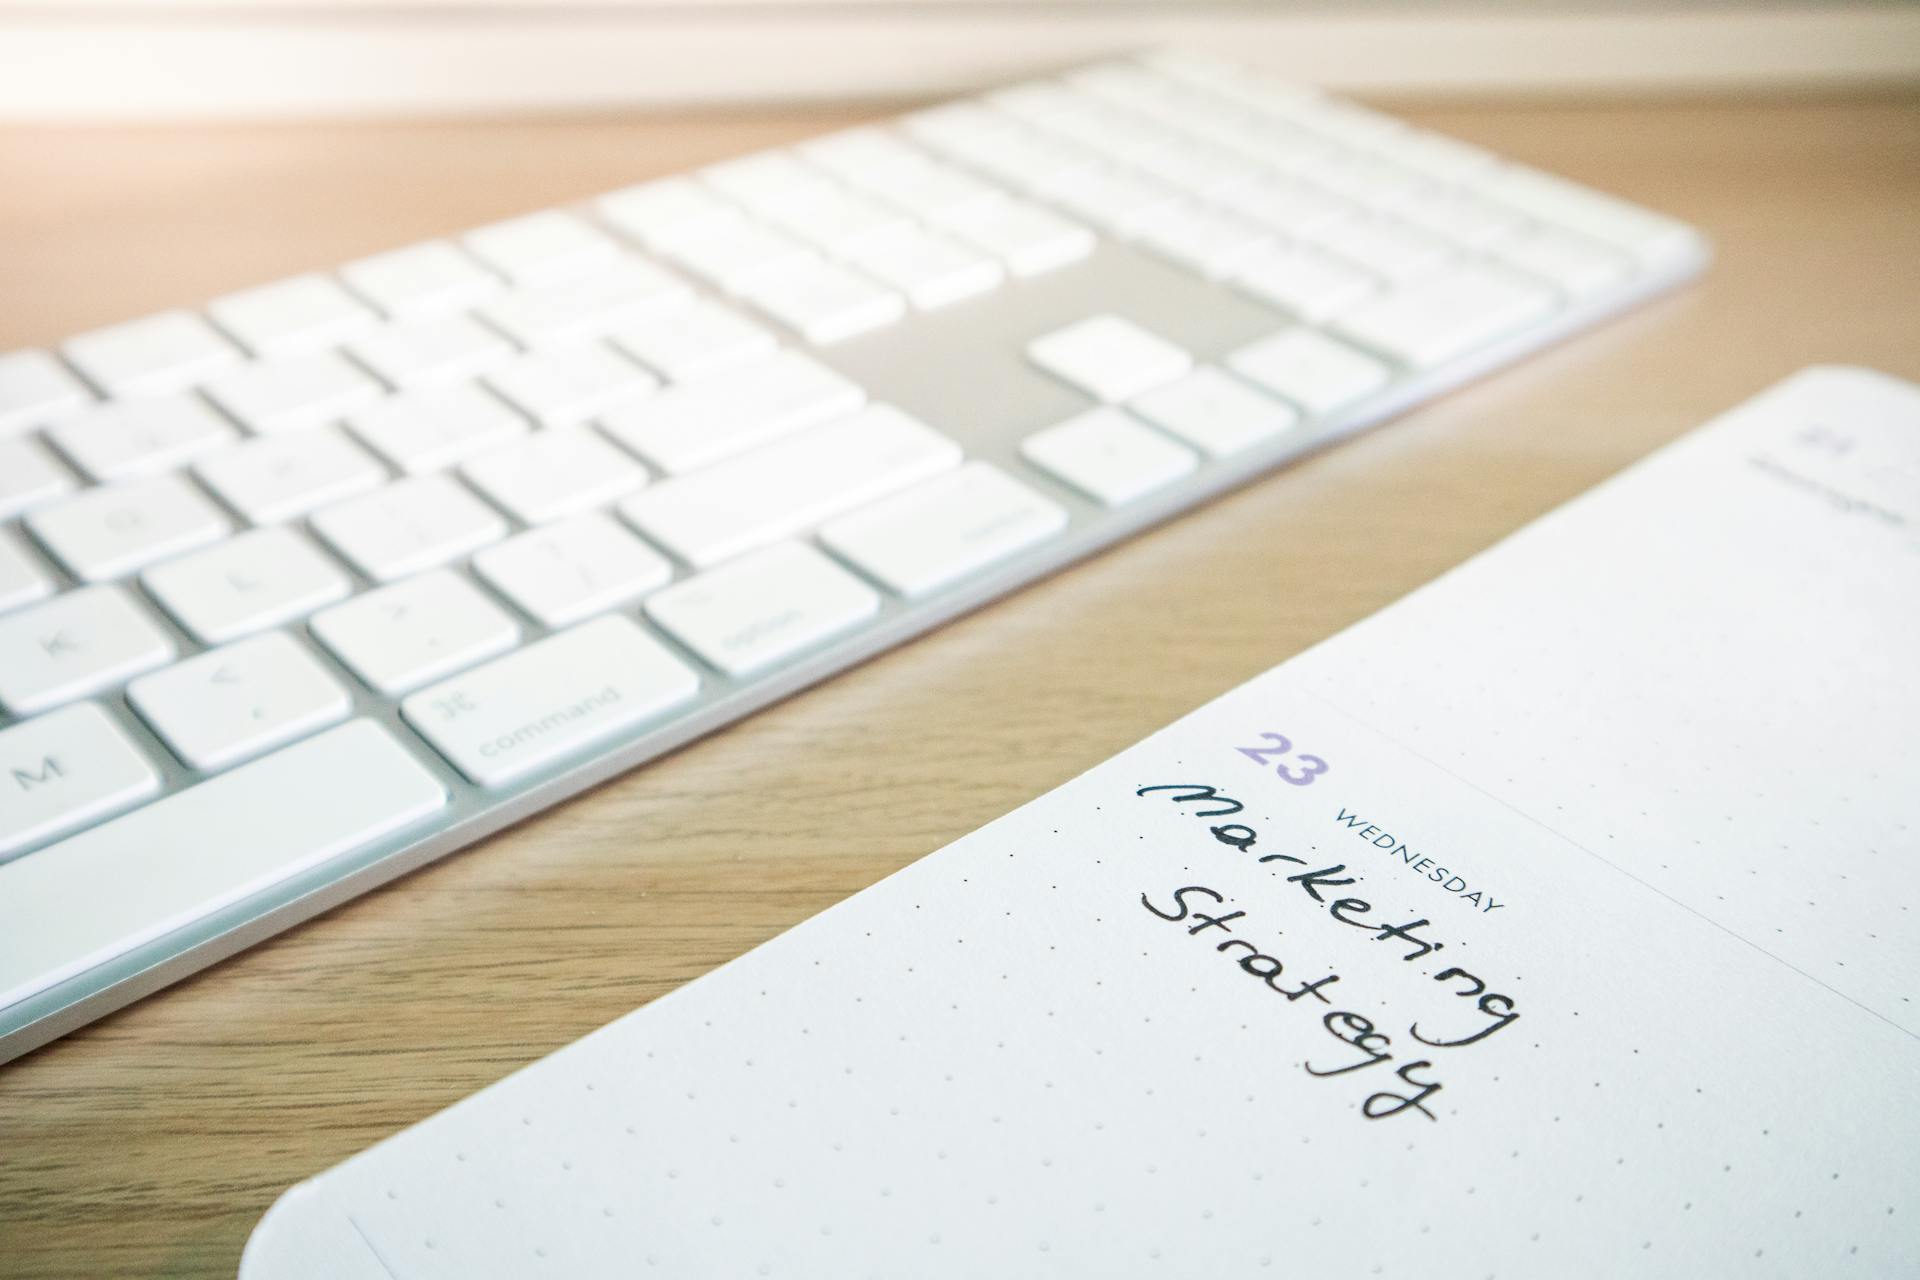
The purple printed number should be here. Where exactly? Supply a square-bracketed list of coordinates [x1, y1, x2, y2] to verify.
[1237, 732, 1329, 787]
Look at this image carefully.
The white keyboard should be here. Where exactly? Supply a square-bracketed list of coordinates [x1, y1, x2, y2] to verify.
[0, 50, 1706, 1062]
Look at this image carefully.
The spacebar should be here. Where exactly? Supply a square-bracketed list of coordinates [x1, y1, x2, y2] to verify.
[0, 719, 448, 1013]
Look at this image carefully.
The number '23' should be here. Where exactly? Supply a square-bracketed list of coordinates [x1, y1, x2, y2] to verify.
[1237, 732, 1329, 787]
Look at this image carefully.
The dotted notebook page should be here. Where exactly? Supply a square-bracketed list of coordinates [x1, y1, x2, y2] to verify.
[244, 367, 1920, 1280]
[1285, 364, 1920, 1032]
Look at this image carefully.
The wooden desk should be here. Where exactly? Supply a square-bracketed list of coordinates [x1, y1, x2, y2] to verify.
[1, 93, 1916, 1278]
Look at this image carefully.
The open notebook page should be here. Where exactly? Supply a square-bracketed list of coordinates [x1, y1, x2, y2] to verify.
[243, 365, 1920, 1278]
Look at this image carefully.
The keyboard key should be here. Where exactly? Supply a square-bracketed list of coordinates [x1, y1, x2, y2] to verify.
[309, 474, 507, 581]
[596, 178, 735, 250]
[1026, 314, 1192, 402]
[462, 211, 622, 286]
[1214, 176, 1357, 238]
[461, 427, 649, 526]
[1330, 263, 1558, 368]
[340, 241, 500, 318]
[1228, 328, 1392, 417]
[346, 382, 529, 474]
[0, 719, 447, 1012]
[1020, 407, 1198, 505]
[194, 427, 387, 525]
[1030, 166, 1182, 235]
[739, 257, 907, 344]
[1023, 112, 1146, 167]
[1369, 129, 1498, 183]
[701, 151, 819, 205]
[26, 474, 231, 583]
[482, 343, 658, 428]
[1230, 243, 1381, 322]
[472, 513, 672, 629]
[645, 541, 879, 678]
[0, 350, 92, 435]
[760, 184, 913, 255]
[901, 101, 1021, 152]
[142, 525, 352, 644]
[1064, 71, 1178, 118]
[0, 703, 160, 858]
[1124, 140, 1262, 199]
[127, 631, 352, 772]
[61, 311, 242, 397]
[402, 613, 698, 787]
[1304, 217, 1456, 283]
[620, 404, 961, 567]
[986, 83, 1093, 127]
[1395, 188, 1527, 250]
[934, 199, 1094, 276]
[598, 349, 864, 475]
[0, 586, 175, 715]
[942, 129, 1094, 191]
[476, 257, 692, 349]
[843, 227, 1005, 310]
[609, 301, 778, 382]
[1029, 99, 1158, 149]
[798, 127, 928, 180]
[310, 569, 520, 696]
[1129, 366, 1301, 457]
[1493, 225, 1632, 297]
[1133, 205, 1274, 279]
[1478, 165, 1697, 265]
[1042, 113, 1170, 172]
[347, 314, 514, 389]
[202, 350, 384, 436]
[734, 168, 860, 215]
[1211, 118, 1338, 175]
[1309, 155, 1433, 210]
[846, 159, 1006, 221]
[1284, 96, 1407, 148]
[1056, 69, 1180, 121]
[659, 212, 816, 294]
[44, 395, 238, 482]
[0, 530, 55, 613]
[820, 462, 1067, 597]
[0, 437, 78, 523]
[207, 274, 376, 357]
[1068, 61, 1185, 108]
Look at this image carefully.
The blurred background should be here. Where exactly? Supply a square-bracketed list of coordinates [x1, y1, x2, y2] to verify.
[3, 0, 1918, 119]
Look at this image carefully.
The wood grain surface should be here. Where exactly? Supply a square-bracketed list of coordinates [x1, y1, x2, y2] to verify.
[1, 91, 1917, 1278]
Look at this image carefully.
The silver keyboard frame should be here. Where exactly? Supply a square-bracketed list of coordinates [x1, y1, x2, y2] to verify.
[0, 156, 1709, 1069]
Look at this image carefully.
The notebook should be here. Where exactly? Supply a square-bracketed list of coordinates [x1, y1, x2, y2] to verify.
[242, 366, 1920, 1278]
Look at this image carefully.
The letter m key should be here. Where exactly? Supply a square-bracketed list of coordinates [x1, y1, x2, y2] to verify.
[12, 755, 64, 790]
